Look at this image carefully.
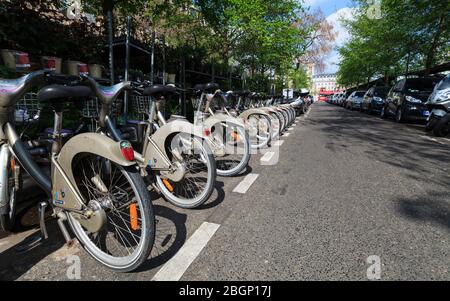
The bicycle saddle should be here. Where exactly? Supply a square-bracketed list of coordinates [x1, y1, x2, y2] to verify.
[193, 83, 220, 93]
[233, 91, 250, 97]
[143, 84, 177, 97]
[81, 75, 131, 105]
[0, 70, 46, 107]
[248, 93, 261, 100]
[38, 85, 92, 103]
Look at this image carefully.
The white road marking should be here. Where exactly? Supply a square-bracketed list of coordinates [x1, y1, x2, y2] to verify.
[233, 173, 260, 194]
[152, 222, 221, 281]
[260, 151, 275, 163]
[284, 133, 291, 137]
[421, 135, 445, 145]
[273, 140, 284, 147]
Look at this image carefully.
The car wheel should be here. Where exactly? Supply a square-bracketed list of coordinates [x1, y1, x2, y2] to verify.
[432, 113, 450, 137]
[396, 107, 405, 123]
[380, 106, 387, 119]
[425, 114, 438, 132]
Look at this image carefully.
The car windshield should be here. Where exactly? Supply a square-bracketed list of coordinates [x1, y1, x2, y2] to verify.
[354, 92, 365, 97]
[405, 78, 439, 93]
[437, 76, 450, 90]
[374, 87, 390, 97]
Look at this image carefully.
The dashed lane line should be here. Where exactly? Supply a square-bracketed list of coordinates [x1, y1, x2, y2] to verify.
[273, 140, 284, 147]
[260, 151, 276, 164]
[152, 222, 221, 281]
[232, 173, 260, 194]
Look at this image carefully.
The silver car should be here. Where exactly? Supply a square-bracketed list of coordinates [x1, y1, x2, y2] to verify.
[346, 91, 366, 110]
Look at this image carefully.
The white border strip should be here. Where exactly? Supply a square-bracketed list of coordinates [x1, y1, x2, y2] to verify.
[152, 222, 221, 281]
[260, 151, 275, 163]
[273, 140, 284, 147]
[232, 173, 259, 194]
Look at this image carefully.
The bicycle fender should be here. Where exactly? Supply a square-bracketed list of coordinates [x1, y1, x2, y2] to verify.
[144, 120, 205, 181]
[239, 108, 269, 120]
[53, 133, 135, 211]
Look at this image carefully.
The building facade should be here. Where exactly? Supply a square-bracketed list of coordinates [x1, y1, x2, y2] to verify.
[311, 73, 340, 94]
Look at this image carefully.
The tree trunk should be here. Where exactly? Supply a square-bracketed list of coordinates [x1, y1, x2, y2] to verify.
[424, 14, 446, 76]
[405, 51, 411, 79]
[102, 0, 114, 35]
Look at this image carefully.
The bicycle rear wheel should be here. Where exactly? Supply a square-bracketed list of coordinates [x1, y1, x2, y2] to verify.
[67, 154, 154, 272]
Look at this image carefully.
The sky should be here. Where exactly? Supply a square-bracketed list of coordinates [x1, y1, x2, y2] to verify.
[303, 0, 357, 75]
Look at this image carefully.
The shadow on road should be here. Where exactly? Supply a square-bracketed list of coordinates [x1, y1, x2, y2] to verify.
[196, 180, 226, 210]
[395, 191, 450, 232]
[138, 204, 188, 272]
[310, 103, 450, 187]
[0, 219, 65, 281]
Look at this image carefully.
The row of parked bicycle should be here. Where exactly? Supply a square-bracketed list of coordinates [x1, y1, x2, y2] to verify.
[327, 74, 450, 137]
[0, 71, 311, 272]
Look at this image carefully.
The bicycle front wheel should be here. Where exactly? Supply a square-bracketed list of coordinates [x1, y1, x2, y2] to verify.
[247, 114, 272, 149]
[156, 134, 216, 209]
[214, 124, 251, 177]
[67, 154, 154, 273]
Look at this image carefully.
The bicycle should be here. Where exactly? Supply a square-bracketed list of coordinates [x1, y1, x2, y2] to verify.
[0, 71, 155, 272]
[81, 77, 217, 209]
[193, 83, 251, 177]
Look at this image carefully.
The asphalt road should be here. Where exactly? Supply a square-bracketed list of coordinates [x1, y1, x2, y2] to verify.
[1, 102, 450, 280]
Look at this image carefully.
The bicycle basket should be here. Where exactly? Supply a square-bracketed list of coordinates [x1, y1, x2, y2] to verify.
[81, 97, 100, 118]
[131, 95, 151, 115]
[15, 92, 40, 124]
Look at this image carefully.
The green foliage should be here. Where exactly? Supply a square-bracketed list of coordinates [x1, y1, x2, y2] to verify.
[1, 0, 315, 93]
[338, 0, 450, 87]
[0, 0, 104, 62]
[289, 67, 310, 89]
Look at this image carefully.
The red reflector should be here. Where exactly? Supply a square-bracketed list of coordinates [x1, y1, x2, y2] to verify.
[120, 141, 135, 161]
[204, 129, 211, 136]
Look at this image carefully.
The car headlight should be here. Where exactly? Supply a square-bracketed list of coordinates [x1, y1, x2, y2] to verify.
[406, 95, 422, 104]
[373, 97, 384, 103]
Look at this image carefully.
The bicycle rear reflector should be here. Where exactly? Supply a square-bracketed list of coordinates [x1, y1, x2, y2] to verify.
[120, 141, 135, 161]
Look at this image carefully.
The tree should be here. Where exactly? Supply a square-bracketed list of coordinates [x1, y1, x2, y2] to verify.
[296, 8, 336, 73]
[337, 0, 450, 87]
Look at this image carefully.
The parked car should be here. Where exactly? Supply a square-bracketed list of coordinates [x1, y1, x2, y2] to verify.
[425, 74, 450, 136]
[346, 91, 366, 110]
[361, 86, 391, 114]
[340, 91, 352, 107]
[382, 77, 441, 122]
[335, 92, 343, 106]
[327, 94, 334, 104]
